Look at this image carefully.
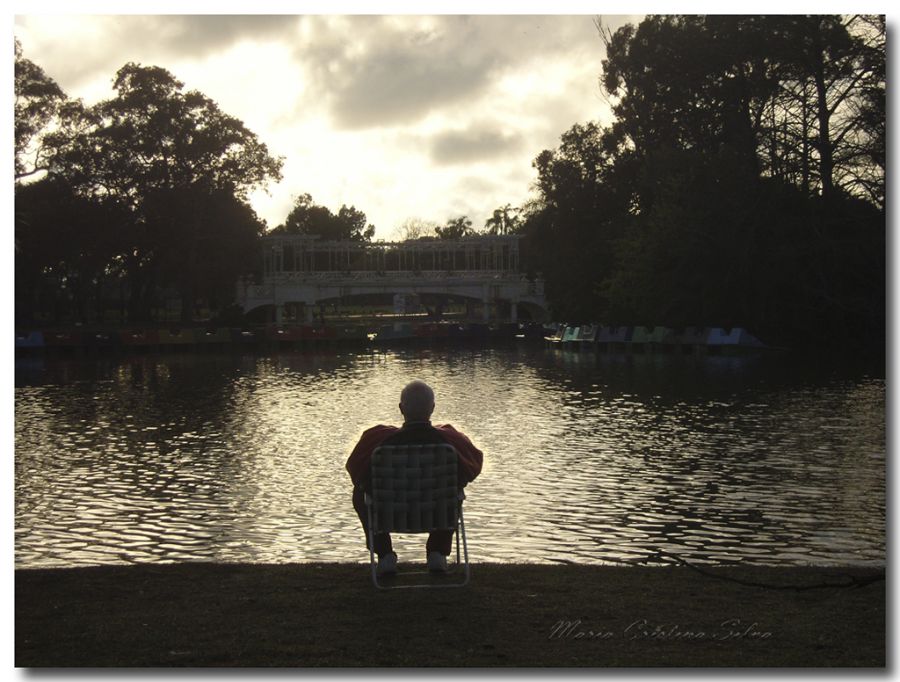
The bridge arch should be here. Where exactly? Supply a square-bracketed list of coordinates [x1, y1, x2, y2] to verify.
[238, 234, 548, 323]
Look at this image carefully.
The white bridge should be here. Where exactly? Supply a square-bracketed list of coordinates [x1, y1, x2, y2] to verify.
[236, 234, 548, 323]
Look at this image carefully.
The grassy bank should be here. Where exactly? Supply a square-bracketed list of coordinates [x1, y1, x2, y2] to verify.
[15, 562, 884, 667]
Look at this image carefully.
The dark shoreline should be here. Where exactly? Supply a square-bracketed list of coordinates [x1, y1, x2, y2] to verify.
[15, 562, 885, 667]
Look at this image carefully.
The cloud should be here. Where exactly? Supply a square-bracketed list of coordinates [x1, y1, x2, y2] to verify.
[297, 16, 501, 129]
[297, 15, 608, 130]
[13, 13, 641, 240]
[15, 15, 298, 95]
[146, 15, 296, 56]
[429, 125, 524, 165]
[327, 47, 497, 129]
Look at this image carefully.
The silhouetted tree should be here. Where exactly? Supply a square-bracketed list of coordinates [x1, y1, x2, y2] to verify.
[527, 122, 635, 321]
[336, 204, 376, 241]
[435, 216, 474, 239]
[15, 55, 284, 323]
[600, 15, 885, 208]
[14, 39, 83, 181]
[393, 217, 439, 241]
[15, 177, 130, 323]
[143, 182, 265, 322]
[54, 63, 283, 205]
[271, 193, 376, 241]
[521, 14, 884, 348]
[484, 204, 522, 235]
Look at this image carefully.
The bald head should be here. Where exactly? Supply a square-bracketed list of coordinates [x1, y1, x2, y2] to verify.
[399, 380, 435, 423]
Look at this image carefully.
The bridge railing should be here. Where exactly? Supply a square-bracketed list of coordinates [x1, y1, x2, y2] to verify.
[238, 271, 544, 303]
[263, 270, 527, 283]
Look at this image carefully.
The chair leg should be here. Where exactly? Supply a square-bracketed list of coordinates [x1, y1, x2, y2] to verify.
[458, 504, 470, 586]
[365, 502, 470, 590]
[366, 499, 381, 589]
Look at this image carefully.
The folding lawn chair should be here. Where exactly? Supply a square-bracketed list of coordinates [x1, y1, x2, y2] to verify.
[364, 442, 470, 589]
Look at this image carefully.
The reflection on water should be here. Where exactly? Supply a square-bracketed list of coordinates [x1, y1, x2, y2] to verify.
[14, 347, 885, 568]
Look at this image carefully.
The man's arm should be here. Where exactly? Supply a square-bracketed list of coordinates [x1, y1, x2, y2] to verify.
[345, 425, 399, 489]
[434, 424, 484, 485]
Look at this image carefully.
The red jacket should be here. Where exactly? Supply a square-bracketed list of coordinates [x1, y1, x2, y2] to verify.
[346, 423, 484, 489]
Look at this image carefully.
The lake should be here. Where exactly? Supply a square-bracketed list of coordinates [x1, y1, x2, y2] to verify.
[14, 345, 885, 568]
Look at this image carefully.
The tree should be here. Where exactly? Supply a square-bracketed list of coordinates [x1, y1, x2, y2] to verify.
[845, 15, 885, 208]
[21, 60, 284, 322]
[273, 193, 332, 235]
[435, 216, 474, 239]
[54, 63, 283, 205]
[602, 17, 723, 157]
[484, 204, 522, 235]
[336, 204, 376, 242]
[600, 15, 885, 207]
[144, 182, 265, 322]
[601, 15, 780, 197]
[519, 15, 884, 347]
[272, 193, 376, 241]
[527, 122, 634, 321]
[15, 177, 130, 323]
[393, 217, 439, 241]
[801, 14, 885, 207]
[14, 39, 81, 181]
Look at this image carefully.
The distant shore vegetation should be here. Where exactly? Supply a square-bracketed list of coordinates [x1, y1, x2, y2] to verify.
[15, 16, 884, 350]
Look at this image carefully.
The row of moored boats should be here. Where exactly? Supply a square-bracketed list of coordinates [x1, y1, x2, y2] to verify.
[544, 324, 775, 354]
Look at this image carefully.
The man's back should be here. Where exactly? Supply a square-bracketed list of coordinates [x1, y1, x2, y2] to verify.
[347, 422, 483, 490]
[380, 422, 448, 447]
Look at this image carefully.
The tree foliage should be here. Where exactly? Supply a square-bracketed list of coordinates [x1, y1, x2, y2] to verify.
[15, 50, 284, 323]
[144, 183, 266, 321]
[53, 63, 283, 205]
[15, 177, 131, 323]
[600, 14, 884, 207]
[524, 14, 884, 348]
[435, 216, 475, 240]
[484, 205, 522, 235]
[393, 217, 439, 241]
[14, 38, 84, 181]
[271, 193, 376, 241]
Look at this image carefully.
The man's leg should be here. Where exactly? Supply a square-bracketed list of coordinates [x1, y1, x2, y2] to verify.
[426, 529, 453, 556]
[352, 488, 392, 556]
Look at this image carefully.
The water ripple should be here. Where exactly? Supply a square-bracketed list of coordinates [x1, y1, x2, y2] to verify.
[14, 348, 885, 568]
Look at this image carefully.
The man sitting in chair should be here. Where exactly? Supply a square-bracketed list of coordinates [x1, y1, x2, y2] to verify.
[346, 380, 483, 577]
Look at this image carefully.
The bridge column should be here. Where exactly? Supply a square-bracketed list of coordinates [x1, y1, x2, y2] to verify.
[275, 304, 285, 325]
[510, 300, 518, 323]
[304, 304, 314, 324]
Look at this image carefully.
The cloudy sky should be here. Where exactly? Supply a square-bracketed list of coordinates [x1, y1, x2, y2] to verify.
[14, 12, 641, 240]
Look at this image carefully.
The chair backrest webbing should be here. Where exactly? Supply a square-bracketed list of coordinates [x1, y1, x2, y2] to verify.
[370, 443, 459, 533]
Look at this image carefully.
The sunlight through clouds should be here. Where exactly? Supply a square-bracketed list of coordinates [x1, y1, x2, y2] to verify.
[179, 41, 306, 136]
[13, 13, 636, 238]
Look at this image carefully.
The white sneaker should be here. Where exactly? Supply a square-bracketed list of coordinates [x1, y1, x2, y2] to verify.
[427, 551, 448, 573]
[376, 552, 398, 577]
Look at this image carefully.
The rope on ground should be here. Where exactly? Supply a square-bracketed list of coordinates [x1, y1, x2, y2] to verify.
[649, 550, 885, 592]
